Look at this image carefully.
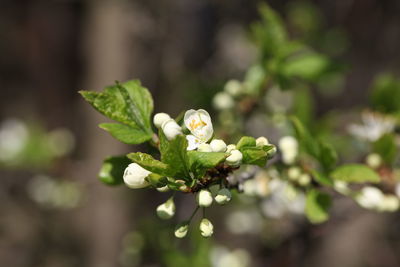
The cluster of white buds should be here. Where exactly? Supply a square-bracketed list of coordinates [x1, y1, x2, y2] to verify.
[355, 186, 399, 212]
[278, 136, 299, 165]
[212, 79, 245, 110]
[153, 112, 184, 140]
[286, 166, 311, 186]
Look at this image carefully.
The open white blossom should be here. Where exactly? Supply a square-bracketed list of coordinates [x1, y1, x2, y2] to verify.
[123, 163, 151, 189]
[153, 113, 171, 128]
[184, 109, 214, 150]
[348, 111, 395, 142]
[161, 119, 182, 140]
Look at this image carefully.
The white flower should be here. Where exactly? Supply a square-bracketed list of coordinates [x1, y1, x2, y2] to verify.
[161, 119, 182, 140]
[153, 113, 171, 128]
[298, 173, 311, 186]
[226, 144, 236, 154]
[334, 180, 351, 195]
[156, 198, 176, 220]
[199, 218, 214, 237]
[174, 222, 189, 238]
[256, 136, 269, 147]
[186, 135, 202, 151]
[215, 188, 232, 205]
[224, 80, 243, 97]
[213, 92, 235, 110]
[348, 111, 395, 142]
[278, 136, 298, 165]
[355, 186, 384, 209]
[379, 195, 400, 212]
[197, 189, 213, 207]
[287, 167, 301, 181]
[198, 143, 213, 152]
[123, 163, 151, 189]
[366, 153, 382, 169]
[210, 139, 227, 152]
[184, 109, 213, 141]
[226, 149, 243, 166]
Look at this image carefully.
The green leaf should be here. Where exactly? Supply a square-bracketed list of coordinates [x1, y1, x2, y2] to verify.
[373, 134, 397, 164]
[252, 2, 287, 59]
[290, 116, 320, 157]
[159, 131, 190, 180]
[127, 152, 173, 177]
[331, 164, 380, 183]
[187, 151, 227, 178]
[370, 73, 400, 114]
[305, 189, 331, 224]
[236, 136, 256, 149]
[318, 141, 338, 171]
[99, 123, 152, 144]
[283, 52, 329, 81]
[79, 80, 153, 144]
[98, 156, 131, 186]
[311, 170, 333, 186]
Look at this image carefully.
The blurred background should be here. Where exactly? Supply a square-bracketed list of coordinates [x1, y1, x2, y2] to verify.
[1, 0, 400, 266]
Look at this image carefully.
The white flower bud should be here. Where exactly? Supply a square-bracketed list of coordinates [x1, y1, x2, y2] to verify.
[199, 218, 214, 238]
[366, 153, 382, 169]
[210, 139, 227, 152]
[213, 92, 235, 110]
[197, 189, 213, 207]
[156, 185, 169, 192]
[379, 195, 400, 212]
[224, 80, 243, 97]
[278, 136, 298, 165]
[123, 163, 151, 189]
[226, 149, 243, 166]
[298, 173, 311, 186]
[256, 136, 269, 147]
[215, 188, 232, 205]
[153, 113, 171, 128]
[266, 145, 277, 158]
[198, 143, 213, 152]
[174, 222, 189, 238]
[356, 186, 384, 210]
[161, 119, 182, 140]
[226, 144, 236, 154]
[156, 198, 176, 220]
[287, 167, 301, 181]
[334, 180, 351, 195]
